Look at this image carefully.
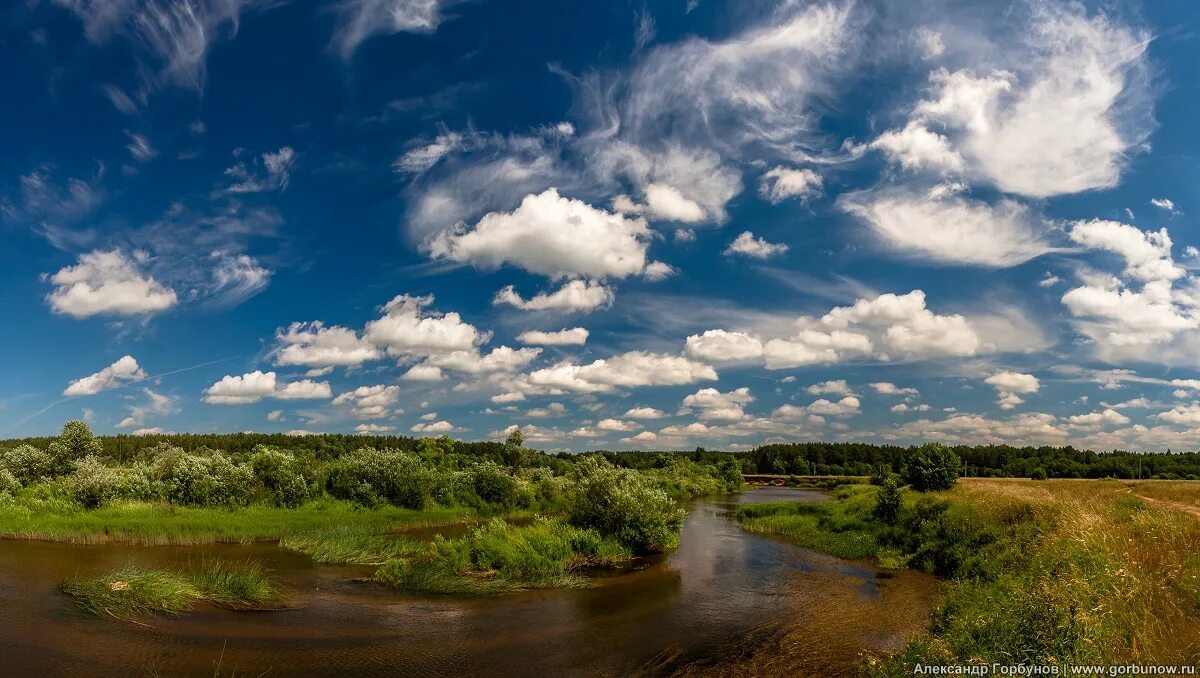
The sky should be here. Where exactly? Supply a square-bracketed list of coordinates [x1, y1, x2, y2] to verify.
[2, 0, 1199, 452]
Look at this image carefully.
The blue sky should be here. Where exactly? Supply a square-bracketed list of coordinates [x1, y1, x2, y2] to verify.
[2, 0, 1200, 451]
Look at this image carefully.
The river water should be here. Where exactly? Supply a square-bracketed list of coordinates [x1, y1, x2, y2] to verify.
[0, 488, 936, 676]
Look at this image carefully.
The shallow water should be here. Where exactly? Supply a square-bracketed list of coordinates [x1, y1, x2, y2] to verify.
[0, 488, 936, 676]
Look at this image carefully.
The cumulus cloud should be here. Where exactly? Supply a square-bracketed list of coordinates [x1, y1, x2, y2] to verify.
[411, 419, 459, 434]
[494, 279, 615, 313]
[275, 321, 381, 368]
[516, 327, 589, 345]
[428, 189, 659, 280]
[115, 388, 177, 429]
[423, 346, 541, 374]
[868, 122, 964, 174]
[524, 351, 717, 394]
[64, 355, 147, 396]
[46, 249, 178, 318]
[203, 370, 331, 404]
[806, 380, 854, 396]
[365, 294, 485, 357]
[870, 382, 918, 397]
[724, 231, 789, 259]
[758, 167, 822, 204]
[985, 372, 1040, 410]
[684, 330, 764, 363]
[333, 385, 400, 419]
[624, 406, 664, 419]
[680, 387, 754, 421]
[1150, 198, 1179, 214]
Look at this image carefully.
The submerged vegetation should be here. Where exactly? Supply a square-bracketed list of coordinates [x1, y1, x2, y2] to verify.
[732, 478, 1200, 672]
[62, 559, 284, 617]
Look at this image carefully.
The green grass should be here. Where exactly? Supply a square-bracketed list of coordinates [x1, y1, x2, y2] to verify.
[737, 486, 883, 560]
[62, 559, 284, 617]
[374, 517, 630, 595]
[279, 525, 427, 564]
[0, 492, 471, 544]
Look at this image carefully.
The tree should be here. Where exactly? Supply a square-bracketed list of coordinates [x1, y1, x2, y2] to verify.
[1030, 468, 1048, 481]
[872, 477, 902, 525]
[902, 443, 961, 491]
[47, 420, 103, 475]
[502, 427, 529, 468]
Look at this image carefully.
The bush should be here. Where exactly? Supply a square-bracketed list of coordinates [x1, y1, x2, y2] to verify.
[250, 448, 310, 508]
[326, 448, 431, 509]
[156, 452, 253, 506]
[567, 457, 684, 554]
[1030, 468, 1048, 481]
[114, 464, 161, 501]
[873, 477, 902, 525]
[471, 461, 528, 510]
[903, 443, 962, 491]
[70, 455, 120, 508]
[0, 467, 20, 497]
[47, 421, 103, 475]
[1, 444, 54, 484]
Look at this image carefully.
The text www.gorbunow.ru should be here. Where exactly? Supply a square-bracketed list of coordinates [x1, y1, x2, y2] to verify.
[912, 664, 1198, 676]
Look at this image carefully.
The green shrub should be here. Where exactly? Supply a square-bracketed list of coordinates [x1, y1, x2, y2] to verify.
[114, 464, 160, 501]
[326, 448, 431, 509]
[0, 467, 20, 497]
[471, 461, 528, 509]
[1030, 468, 1048, 481]
[250, 448, 310, 508]
[47, 421, 103, 475]
[156, 452, 253, 506]
[872, 477, 902, 525]
[567, 456, 684, 554]
[70, 455, 120, 509]
[1, 444, 54, 484]
[903, 443, 962, 491]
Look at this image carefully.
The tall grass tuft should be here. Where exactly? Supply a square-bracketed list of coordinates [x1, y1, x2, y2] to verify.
[62, 559, 286, 617]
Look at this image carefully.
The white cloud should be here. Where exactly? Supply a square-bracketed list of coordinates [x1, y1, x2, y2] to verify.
[914, 27, 944, 59]
[365, 294, 485, 357]
[758, 167, 822, 204]
[597, 418, 638, 431]
[494, 279, 614, 313]
[225, 147, 296, 193]
[624, 406, 664, 419]
[355, 423, 395, 434]
[423, 346, 541, 374]
[905, 6, 1153, 197]
[411, 420, 459, 434]
[524, 402, 567, 419]
[1067, 409, 1130, 428]
[267, 410, 283, 422]
[869, 122, 964, 174]
[624, 431, 659, 444]
[985, 372, 1040, 410]
[524, 351, 717, 394]
[1069, 220, 1183, 283]
[680, 387, 754, 421]
[403, 365, 445, 381]
[725, 231, 789, 259]
[1039, 272, 1061, 288]
[807, 380, 854, 396]
[64, 355, 146, 396]
[275, 322, 381, 368]
[490, 392, 526, 404]
[203, 370, 331, 404]
[207, 252, 272, 307]
[131, 427, 171, 436]
[124, 130, 157, 162]
[330, 0, 442, 58]
[891, 403, 931, 413]
[684, 330, 764, 363]
[516, 327, 589, 346]
[805, 396, 861, 417]
[46, 250, 178, 317]
[870, 382, 918, 397]
[1150, 198, 1179, 214]
[428, 189, 657, 280]
[395, 132, 463, 174]
[642, 183, 706, 223]
[333, 385, 401, 419]
[115, 388, 177, 429]
[839, 187, 1051, 267]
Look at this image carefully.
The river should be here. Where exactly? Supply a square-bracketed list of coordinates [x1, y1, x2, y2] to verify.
[0, 487, 937, 676]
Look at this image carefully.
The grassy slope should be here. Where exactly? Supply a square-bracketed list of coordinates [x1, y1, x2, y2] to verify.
[728, 479, 1200, 673]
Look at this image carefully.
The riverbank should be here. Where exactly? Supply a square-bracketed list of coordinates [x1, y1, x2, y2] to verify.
[700, 478, 1200, 674]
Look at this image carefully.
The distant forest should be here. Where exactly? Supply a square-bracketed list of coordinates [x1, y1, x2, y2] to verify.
[3, 431, 1199, 481]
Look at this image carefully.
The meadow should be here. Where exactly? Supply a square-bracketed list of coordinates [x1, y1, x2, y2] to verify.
[703, 475, 1200, 675]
